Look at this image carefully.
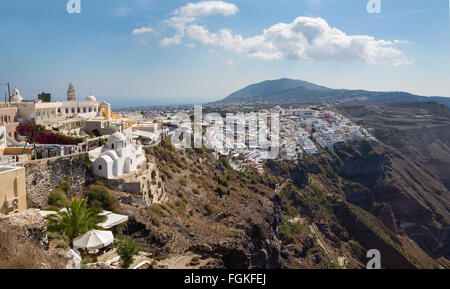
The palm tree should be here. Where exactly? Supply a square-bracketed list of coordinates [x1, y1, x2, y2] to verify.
[46, 197, 106, 247]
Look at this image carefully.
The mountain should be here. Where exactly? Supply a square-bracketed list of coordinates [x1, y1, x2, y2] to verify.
[214, 78, 450, 107]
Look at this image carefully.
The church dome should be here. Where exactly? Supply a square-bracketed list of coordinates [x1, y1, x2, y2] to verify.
[86, 95, 97, 101]
[10, 88, 23, 103]
[108, 132, 126, 143]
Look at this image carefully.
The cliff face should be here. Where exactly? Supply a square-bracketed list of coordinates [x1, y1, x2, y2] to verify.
[333, 142, 449, 260]
[332, 103, 450, 261]
[265, 150, 442, 269]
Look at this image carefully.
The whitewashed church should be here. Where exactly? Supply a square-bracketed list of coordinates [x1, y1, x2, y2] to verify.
[91, 132, 146, 179]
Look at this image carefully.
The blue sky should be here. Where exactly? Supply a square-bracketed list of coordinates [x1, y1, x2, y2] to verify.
[0, 0, 449, 106]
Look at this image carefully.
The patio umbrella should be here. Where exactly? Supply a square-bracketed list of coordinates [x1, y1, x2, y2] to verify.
[98, 211, 129, 229]
[73, 230, 114, 250]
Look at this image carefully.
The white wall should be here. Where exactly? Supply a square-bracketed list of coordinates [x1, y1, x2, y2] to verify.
[0, 126, 7, 148]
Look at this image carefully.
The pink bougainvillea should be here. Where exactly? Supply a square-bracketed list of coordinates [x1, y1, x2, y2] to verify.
[17, 124, 83, 145]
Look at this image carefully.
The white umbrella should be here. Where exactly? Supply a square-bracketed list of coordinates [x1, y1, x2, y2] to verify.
[98, 212, 129, 229]
[73, 230, 114, 250]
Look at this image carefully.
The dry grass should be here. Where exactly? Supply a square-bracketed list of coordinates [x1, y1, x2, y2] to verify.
[0, 231, 66, 269]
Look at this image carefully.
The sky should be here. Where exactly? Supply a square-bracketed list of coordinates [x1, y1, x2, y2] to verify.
[0, 0, 449, 106]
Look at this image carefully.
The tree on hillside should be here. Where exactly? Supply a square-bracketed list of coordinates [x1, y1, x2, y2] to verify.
[114, 235, 142, 269]
[84, 185, 121, 213]
[46, 197, 106, 247]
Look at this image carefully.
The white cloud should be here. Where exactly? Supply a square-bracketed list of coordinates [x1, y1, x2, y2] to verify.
[160, 1, 238, 47]
[393, 39, 411, 44]
[160, 2, 412, 66]
[175, 0, 238, 18]
[132, 26, 154, 35]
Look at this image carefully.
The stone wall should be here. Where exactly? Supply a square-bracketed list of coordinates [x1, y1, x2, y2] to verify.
[105, 161, 167, 206]
[25, 153, 90, 208]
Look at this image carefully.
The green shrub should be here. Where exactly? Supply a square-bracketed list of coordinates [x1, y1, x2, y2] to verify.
[114, 235, 142, 269]
[48, 189, 68, 208]
[278, 222, 304, 245]
[219, 157, 231, 169]
[175, 200, 186, 213]
[150, 259, 158, 269]
[85, 185, 120, 213]
[217, 178, 229, 187]
[329, 262, 342, 269]
[59, 178, 70, 194]
[56, 242, 69, 249]
[151, 215, 161, 227]
[216, 187, 225, 198]
[48, 179, 71, 207]
[79, 154, 92, 172]
[47, 232, 62, 241]
[149, 204, 167, 218]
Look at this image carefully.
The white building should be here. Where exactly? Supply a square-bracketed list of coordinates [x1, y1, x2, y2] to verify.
[11, 84, 112, 127]
[91, 132, 146, 179]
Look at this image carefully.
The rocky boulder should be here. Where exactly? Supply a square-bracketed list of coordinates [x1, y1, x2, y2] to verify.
[0, 209, 49, 249]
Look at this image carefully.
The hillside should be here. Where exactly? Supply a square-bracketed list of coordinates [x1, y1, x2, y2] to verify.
[213, 78, 450, 107]
[116, 136, 446, 269]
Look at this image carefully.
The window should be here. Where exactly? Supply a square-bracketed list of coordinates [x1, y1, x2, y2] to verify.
[111, 144, 114, 149]
[98, 165, 102, 170]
